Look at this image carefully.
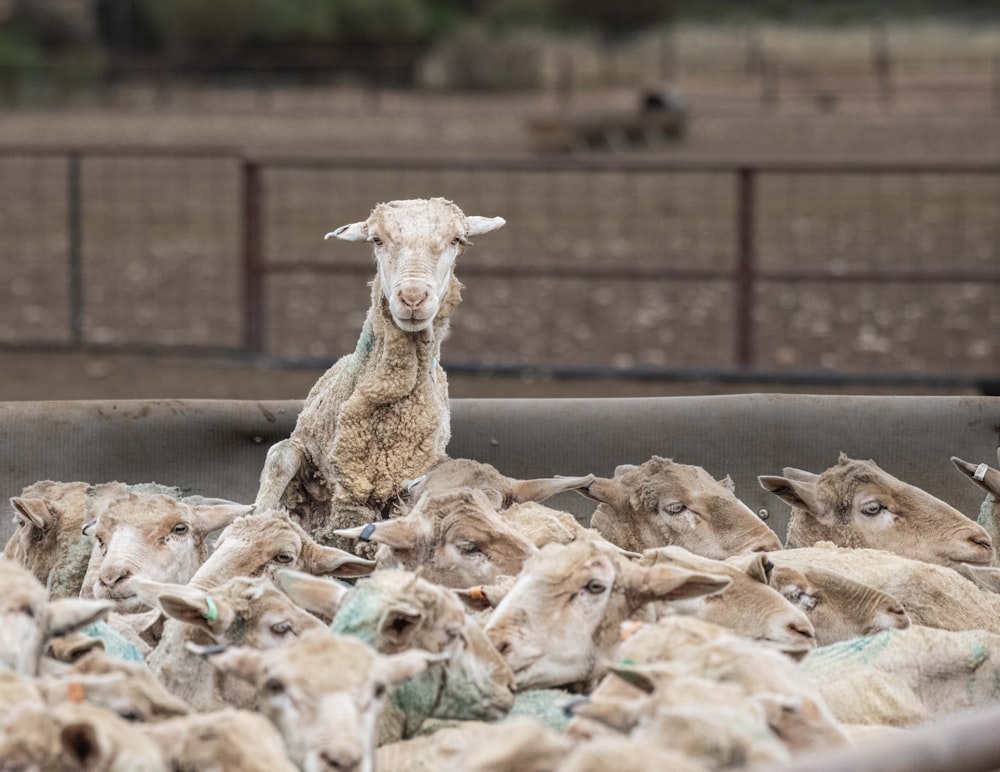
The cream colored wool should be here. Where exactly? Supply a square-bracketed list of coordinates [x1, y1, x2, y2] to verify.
[801, 625, 1000, 727]
[255, 199, 505, 551]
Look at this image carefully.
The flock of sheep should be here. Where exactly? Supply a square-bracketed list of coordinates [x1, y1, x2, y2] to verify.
[3, 197, 1000, 771]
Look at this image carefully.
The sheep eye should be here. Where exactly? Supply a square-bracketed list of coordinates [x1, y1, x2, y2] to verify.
[273, 552, 294, 564]
[14, 517, 25, 528]
[663, 502, 686, 516]
[584, 580, 607, 595]
[264, 677, 285, 695]
[20, 604, 35, 618]
[270, 621, 293, 636]
[860, 501, 884, 516]
[450, 236, 463, 246]
[371, 236, 383, 246]
[119, 710, 141, 722]
[373, 682, 387, 699]
[459, 542, 482, 555]
[171, 523, 189, 535]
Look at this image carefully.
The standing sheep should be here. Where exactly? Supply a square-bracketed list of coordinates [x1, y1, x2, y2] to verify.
[254, 198, 506, 549]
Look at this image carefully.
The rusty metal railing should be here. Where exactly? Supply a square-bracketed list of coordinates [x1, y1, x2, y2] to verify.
[1, 147, 999, 391]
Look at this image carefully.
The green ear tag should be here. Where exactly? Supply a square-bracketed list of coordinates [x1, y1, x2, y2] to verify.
[203, 595, 219, 622]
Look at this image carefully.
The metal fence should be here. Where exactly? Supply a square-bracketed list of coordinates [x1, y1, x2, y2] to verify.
[2, 147, 999, 390]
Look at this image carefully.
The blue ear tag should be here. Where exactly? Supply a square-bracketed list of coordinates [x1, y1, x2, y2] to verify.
[359, 523, 377, 542]
[202, 596, 219, 622]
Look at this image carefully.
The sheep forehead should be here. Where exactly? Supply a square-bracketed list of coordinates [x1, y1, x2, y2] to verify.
[415, 491, 517, 539]
[368, 198, 466, 240]
[523, 540, 618, 588]
[630, 460, 712, 502]
[19, 480, 90, 514]
[822, 463, 942, 512]
[422, 459, 507, 495]
[103, 492, 189, 525]
[265, 633, 376, 688]
[437, 511, 519, 545]
[218, 514, 302, 548]
[0, 562, 47, 606]
[214, 576, 279, 612]
[648, 547, 737, 578]
[359, 568, 456, 612]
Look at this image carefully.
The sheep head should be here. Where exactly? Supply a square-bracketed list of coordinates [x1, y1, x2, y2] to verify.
[327, 197, 505, 333]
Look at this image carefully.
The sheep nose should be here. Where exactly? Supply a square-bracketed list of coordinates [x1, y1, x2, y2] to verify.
[788, 622, 815, 641]
[319, 749, 360, 771]
[397, 286, 429, 312]
[492, 636, 513, 657]
[972, 535, 993, 552]
[99, 565, 131, 588]
[748, 535, 782, 553]
[889, 606, 911, 628]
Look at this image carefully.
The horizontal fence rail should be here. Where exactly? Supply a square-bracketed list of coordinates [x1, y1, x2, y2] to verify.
[1, 147, 999, 391]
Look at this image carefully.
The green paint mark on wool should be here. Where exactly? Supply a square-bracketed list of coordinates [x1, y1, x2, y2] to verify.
[358, 320, 375, 356]
[509, 689, 575, 732]
[802, 629, 897, 674]
[82, 622, 146, 665]
[328, 591, 380, 647]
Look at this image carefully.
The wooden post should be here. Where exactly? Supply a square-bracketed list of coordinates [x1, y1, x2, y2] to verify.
[241, 159, 264, 354]
[735, 168, 756, 369]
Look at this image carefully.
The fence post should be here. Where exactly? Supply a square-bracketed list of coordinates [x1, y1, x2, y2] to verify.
[993, 55, 1000, 112]
[67, 151, 83, 347]
[872, 25, 892, 107]
[242, 159, 264, 354]
[735, 167, 756, 369]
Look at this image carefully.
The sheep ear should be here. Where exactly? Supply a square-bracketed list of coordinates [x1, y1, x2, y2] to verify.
[157, 587, 234, 636]
[334, 519, 420, 550]
[380, 604, 424, 648]
[127, 577, 174, 609]
[326, 221, 368, 242]
[381, 649, 447, 686]
[299, 542, 376, 579]
[758, 475, 823, 516]
[621, 562, 730, 607]
[951, 456, 1000, 496]
[453, 578, 513, 611]
[46, 631, 105, 663]
[564, 694, 642, 732]
[743, 553, 774, 584]
[277, 569, 352, 619]
[43, 598, 113, 639]
[10, 496, 54, 530]
[608, 665, 657, 695]
[578, 477, 627, 510]
[61, 722, 101, 766]
[510, 474, 596, 504]
[466, 216, 505, 236]
[718, 474, 736, 492]
[200, 644, 263, 683]
[191, 503, 254, 535]
[780, 467, 822, 484]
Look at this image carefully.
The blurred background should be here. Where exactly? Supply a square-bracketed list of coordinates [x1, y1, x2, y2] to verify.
[1, 0, 999, 400]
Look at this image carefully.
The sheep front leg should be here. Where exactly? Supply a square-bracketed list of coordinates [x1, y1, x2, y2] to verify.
[255, 439, 302, 512]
